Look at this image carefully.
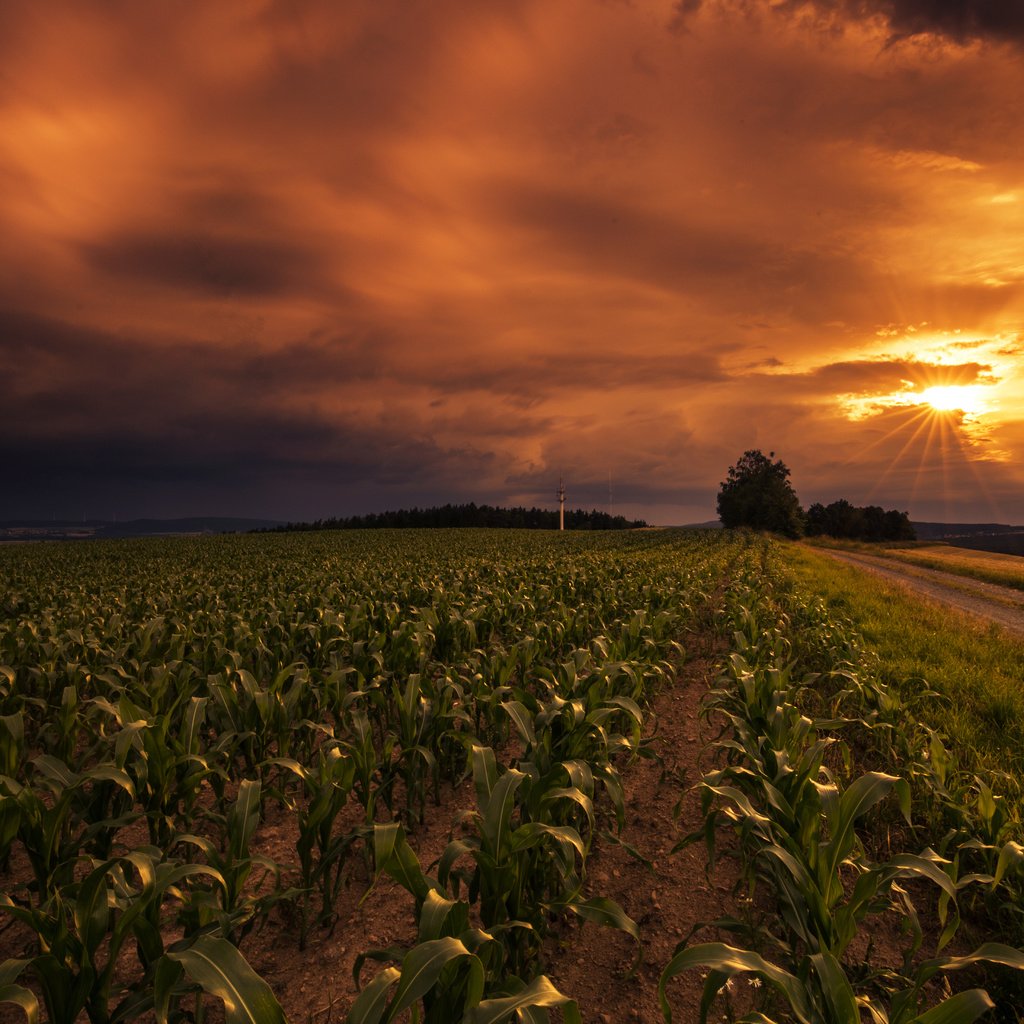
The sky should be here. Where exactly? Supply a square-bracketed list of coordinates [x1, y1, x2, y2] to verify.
[3, 0, 1023, 526]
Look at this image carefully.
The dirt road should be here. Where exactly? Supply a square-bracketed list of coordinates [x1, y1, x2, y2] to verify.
[817, 549, 1024, 639]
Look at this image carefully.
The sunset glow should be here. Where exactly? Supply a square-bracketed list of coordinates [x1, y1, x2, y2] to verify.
[2, 1, 1023, 525]
[920, 385, 988, 415]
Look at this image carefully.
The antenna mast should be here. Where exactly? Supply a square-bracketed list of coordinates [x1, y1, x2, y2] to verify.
[557, 476, 566, 532]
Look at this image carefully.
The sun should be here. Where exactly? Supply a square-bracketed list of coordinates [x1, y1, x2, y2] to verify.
[919, 384, 986, 415]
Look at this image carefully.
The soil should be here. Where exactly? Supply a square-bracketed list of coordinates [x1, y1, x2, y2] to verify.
[817, 548, 1024, 638]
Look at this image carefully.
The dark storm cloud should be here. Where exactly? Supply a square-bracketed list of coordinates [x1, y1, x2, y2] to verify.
[418, 347, 727, 397]
[175, 183, 289, 227]
[0, 309, 505, 518]
[1, 412, 489, 488]
[673, 0, 1024, 44]
[83, 231, 323, 297]
[0, 411, 500, 522]
[852, 0, 1024, 44]
[497, 183, 775, 286]
[1, 310, 380, 434]
[507, 465, 717, 510]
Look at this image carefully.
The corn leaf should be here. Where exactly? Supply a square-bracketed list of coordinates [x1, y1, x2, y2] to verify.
[167, 935, 286, 1024]
[347, 966, 400, 1024]
[658, 943, 812, 1024]
[384, 937, 484, 1022]
[469, 974, 582, 1024]
[909, 989, 994, 1024]
[0, 960, 38, 1024]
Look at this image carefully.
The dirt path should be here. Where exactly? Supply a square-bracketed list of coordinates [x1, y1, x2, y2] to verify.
[817, 548, 1024, 638]
[545, 647, 748, 1024]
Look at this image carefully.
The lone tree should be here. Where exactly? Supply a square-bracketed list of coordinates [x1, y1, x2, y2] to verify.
[717, 449, 804, 538]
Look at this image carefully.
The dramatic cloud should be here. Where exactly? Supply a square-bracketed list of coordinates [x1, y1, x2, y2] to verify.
[83, 232, 325, 297]
[2, 0, 1023, 524]
[675, 0, 1024, 44]
[827, 0, 1024, 44]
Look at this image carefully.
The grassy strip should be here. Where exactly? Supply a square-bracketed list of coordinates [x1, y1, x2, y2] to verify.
[885, 548, 1024, 593]
[783, 542, 1024, 809]
[805, 537, 1024, 593]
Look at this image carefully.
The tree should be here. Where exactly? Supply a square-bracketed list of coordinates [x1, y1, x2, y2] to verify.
[804, 498, 914, 541]
[716, 450, 804, 538]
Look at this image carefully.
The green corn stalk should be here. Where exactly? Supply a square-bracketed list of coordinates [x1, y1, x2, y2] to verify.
[390, 673, 438, 826]
[503, 692, 635, 833]
[0, 712, 25, 779]
[0, 713, 25, 867]
[206, 666, 300, 781]
[430, 670, 476, 786]
[354, 825, 582, 1024]
[659, 940, 1024, 1024]
[155, 935, 287, 1024]
[700, 644, 968, 961]
[272, 745, 363, 947]
[36, 686, 82, 763]
[108, 694, 213, 848]
[0, 959, 37, 1024]
[176, 779, 290, 945]
[350, 936, 486, 1024]
[352, 941, 584, 1024]
[437, 746, 638, 976]
[0, 756, 136, 896]
[341, 700, 395, 824]
[0, 850, 227, 1024]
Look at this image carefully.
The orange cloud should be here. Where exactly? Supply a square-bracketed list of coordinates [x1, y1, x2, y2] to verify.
[2, 0, 1022, 523]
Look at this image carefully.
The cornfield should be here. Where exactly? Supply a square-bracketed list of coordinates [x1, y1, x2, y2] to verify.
[0, 528, 1021, 1023]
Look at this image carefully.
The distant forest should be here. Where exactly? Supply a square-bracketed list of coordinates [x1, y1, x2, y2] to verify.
[270, 503, 648, 532]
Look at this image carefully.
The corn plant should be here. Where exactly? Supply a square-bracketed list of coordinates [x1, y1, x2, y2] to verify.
[272, 743, 363, 947]
[175, 779, 290, 945]
[0, 756, 137, 896]
[102, 694, 213, 848]
[340, 699, 395, 824]
[0, 850, 264, 1024]
[665, 557, 1024, 1024]
[350, 823, 582, 1024]
[659, 940, 1024, 1024]
[388, 673, 440, 826]
[438, 746, 638, 976]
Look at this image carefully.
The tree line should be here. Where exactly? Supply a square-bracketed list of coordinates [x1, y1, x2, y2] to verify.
[269, 502, 648, 532]
[804, 498, 915, 541]
[717, 449, 915, 541]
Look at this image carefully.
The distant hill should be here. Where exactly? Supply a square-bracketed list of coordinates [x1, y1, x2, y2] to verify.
[945, 533, 1024, 557]
[0, 517, 284, 541]
[907, 521, 1024, 558]
[910, 521, 1023, 540]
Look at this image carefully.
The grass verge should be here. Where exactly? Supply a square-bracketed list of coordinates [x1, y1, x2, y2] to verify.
[783, 541, 1024, 810]
[805, 537, 1024, 593]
